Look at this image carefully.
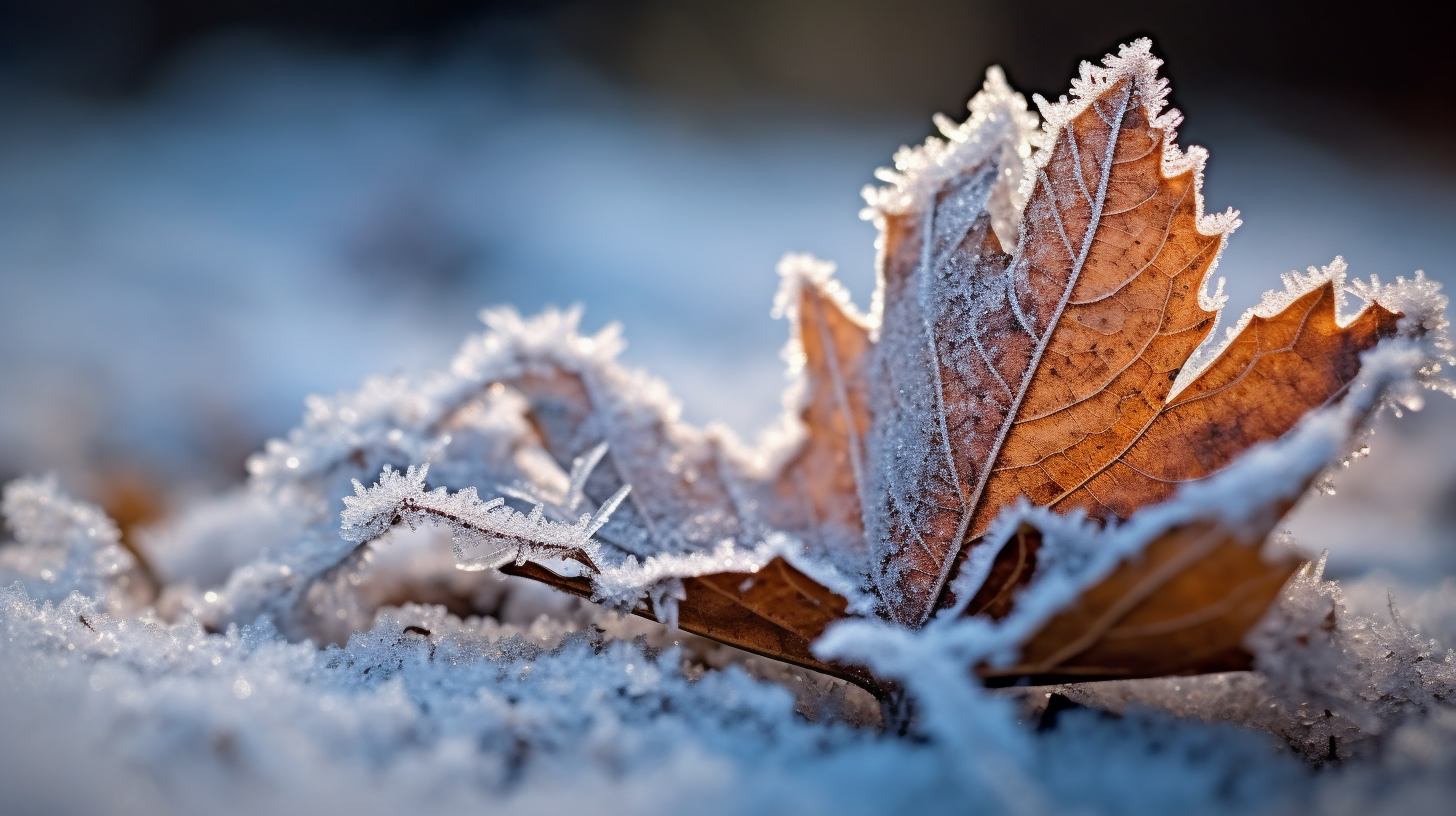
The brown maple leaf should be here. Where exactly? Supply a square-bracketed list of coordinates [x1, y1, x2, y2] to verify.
[337, 40, 1443, 691]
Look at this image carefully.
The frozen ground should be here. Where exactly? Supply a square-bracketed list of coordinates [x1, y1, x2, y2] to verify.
[2, 36, 1454, 815]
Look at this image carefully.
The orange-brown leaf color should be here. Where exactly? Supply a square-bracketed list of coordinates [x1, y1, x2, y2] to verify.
[500, 556, 872, 687]
[916, 59, 1399, 623]
[978, 522, 1301, 683]
[766, 264, 873, 546]
[966, 76, 1225, 543]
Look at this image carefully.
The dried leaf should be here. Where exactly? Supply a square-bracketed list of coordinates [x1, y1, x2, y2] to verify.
[498, 557, 873, 687]
[865, 42, 1401, 631]
[329, 39, 1446, 690]
[481, 330, 869, 681]
[977, 522, 1300, 683]
[862, 70, 1033, 624]
[508, 357, 746, 561]
[762, 255, 874, 563]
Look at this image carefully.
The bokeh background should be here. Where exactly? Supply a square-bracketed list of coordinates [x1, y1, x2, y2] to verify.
[1, 0, 1452, 595]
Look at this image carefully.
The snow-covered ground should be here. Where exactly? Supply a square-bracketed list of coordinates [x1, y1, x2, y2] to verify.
[2, 36, 1454, 815]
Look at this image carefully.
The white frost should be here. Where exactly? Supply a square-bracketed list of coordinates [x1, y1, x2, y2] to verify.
[340, 463, 626, 574]
[861, 65, 1040, 280]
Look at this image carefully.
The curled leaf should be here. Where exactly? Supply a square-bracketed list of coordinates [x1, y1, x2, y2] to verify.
[978, 522, 1300, 683]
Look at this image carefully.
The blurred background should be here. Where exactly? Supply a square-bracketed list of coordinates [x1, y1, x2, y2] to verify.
[1, 0, 1452, 588]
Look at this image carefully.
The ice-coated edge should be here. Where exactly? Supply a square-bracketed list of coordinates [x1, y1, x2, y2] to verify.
[860, 65, 1040, 323]
[585, 519, 877, 625]
[771, 252, 872, 413]
[592, 535, 790, 629]
[246, 304, 626, 492]
[1030, 38, 1238, 320]
[340, 463, 615, 572]
[861, 66, 1037, 224]
[771, 253, 872, 364]
[1171, 258, 1437, 397]
[748, 253, 871, 474]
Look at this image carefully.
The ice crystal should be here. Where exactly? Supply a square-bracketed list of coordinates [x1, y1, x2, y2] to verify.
[340, 462, 625, 574]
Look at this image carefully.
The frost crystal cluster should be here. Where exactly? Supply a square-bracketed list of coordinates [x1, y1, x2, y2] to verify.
[4, 39, 1456, 816]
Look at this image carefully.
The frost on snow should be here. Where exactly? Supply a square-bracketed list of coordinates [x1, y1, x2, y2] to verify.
[4, 39, 1456, 816]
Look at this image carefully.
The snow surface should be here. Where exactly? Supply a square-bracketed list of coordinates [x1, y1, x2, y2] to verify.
[3, 477, 1454, 816]
[4, 34, 1456, 816]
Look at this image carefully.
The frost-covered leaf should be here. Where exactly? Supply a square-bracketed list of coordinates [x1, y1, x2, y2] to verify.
[342, 461, 873, 684]
[858, 66, 1035, 624]
[502, 554, 871, 686]
[341, 463, 612, 573]
[306, 39, 1451, 689]
[976, 521, 1298, 682]
[857, 41, 1404, 630]
[823, 41, 1441, 680]
[758, 254, 875, 581]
